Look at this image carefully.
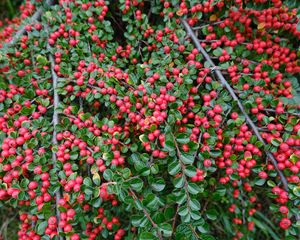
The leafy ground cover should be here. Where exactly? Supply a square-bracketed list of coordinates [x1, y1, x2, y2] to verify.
[0, 0, 300, 239]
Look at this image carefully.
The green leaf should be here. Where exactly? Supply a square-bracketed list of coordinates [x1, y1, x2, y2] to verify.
[145, 194, 159, 210]
[36, 55, 48, 65]
[132, 215, 144, 226]
[174, 176, 184, 188]
[188, 183, 201, 195]
[205, 209, 218, 220]
[270, 138, 281, 147]
[184, 165, 197, 177]
[250, 135, 258, 144]
[180, 153, 194, 164]
[252, 218, 280, 240]
[151, 178, 165, 192]
[140, 232, 155, 240]
[213, 47, 223, 57]
[267, 180, 276, 187]
[190, 210, 201, 220]
[0, 81, 7, 89]
[176, 133, 190, 144]
[83, 177, 92, 187]
[103, 169, 113, 181]
[201, 234, 216, 240]
[159, 223, 172, 237]
[210, 150, 221, 157]
[20, 106, 35, 116]
[164, 140, 175, 152]
[168, 160, 181, 175]
[129, 178, 144, 192]
[70, 152, 78, 160]
[178, 205, 189, 216]
[293, 186, 300, 197]
[164, 207, 175, 219]
[189, 199, 201, 211]
[36, 221, 48, 235]
[255, 178, 266, 186]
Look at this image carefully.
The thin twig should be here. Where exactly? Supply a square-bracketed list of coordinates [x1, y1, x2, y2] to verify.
[189, 224, 200, 239]
[109, 14, 124, 33]
[263, 108, 300, 117]
[147, 0, 153, 20]
[257, 127, 285, 134]
[193, 132, 202, 160]
[100, 182, 117, 187]
[235, 57, 259, 65]
[129, 188, 163, 240]
[170, 205, 179, 240]
[219, 107, 232, 129]
[200, 200, 209, 216]
[166, 122, 192, 214]
[61, 113, 77, 120]
[192, 20, 224, 30]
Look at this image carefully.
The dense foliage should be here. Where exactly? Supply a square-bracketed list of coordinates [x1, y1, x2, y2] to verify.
[0, 0, 300, 239]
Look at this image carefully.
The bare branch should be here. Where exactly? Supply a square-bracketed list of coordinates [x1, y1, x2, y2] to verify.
[47, 30, 64, 240]
[3, 0, 55, 49]
[181, 19, 289, 191]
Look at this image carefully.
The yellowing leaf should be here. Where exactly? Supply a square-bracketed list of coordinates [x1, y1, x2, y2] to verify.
[63, 193, 70, 202]
[210, 14, 217, 21]
[290, 153, 299, 164]
[176, 10, 183, 16]
[90, 165, 98, 174]
[257, 22, 265, 30]
[139, 134, 147, 143]
[93, 217, 101, 224]
[93, 173, 101, 186]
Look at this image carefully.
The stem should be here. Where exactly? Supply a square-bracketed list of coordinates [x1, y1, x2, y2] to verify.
[128, 188, 163, 240]
[193, 132, 202, 160]
[263, 108, 300, 117]
[189, 224, 200, 239]
[100, 182, 117, 187]
[47, 31, 64, 240]
[61, 113, 77, 120]
[3, 0, 55, 49]
[235, 57, 259, 65]
[170, 205, 179, 240]
[181, 19, 289, 192]
[147, 0, 153, 21]
[192, 20, 224, 30]
[257, 127, 285, 134]
[166, 122, 192, 217]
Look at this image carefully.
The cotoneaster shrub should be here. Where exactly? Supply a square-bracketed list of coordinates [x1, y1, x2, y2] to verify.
[0, 0, 300, 239]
